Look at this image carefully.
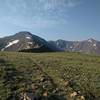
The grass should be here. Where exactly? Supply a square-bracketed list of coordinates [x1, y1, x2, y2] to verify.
[0, 52, 100, 100]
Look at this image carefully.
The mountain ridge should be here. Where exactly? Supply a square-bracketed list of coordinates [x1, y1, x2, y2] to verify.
[49, 38, 100, 55]
[0, 31, 100, 55]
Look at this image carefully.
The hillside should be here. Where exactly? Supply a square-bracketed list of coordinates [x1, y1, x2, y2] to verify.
[0, 52, 100, 100]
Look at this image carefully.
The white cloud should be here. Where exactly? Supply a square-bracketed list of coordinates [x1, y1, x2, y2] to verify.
[3, 0, 80, 16]
[0, 0, 80, 29]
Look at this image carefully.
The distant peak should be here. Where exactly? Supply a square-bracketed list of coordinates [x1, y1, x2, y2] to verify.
[88, 38, 95, 40]
[87, 38, 96, 42]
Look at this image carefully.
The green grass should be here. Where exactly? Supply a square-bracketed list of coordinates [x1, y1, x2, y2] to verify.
[0, 52, 100, 100]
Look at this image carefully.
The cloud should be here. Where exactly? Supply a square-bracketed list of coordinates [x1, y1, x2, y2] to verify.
[0, 0, 80, 28]
[2, 0, 80, 16]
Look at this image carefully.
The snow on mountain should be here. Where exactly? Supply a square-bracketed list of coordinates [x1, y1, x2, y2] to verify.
[1, 40, 19, 51]
[93, 43, 96, 47]
[5, 40, 19, 48]
[88, 39, 93, 43]
[26, 37, 31, 39]
[28, 42, 33, 45]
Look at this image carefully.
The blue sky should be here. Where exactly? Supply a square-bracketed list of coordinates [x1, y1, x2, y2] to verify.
[0, 0, 100, 40]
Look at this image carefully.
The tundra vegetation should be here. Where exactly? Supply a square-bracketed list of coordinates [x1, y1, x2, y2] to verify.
[0, 52, 100, 100]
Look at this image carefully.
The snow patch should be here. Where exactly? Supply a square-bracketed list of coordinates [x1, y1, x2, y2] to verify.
[5, 40, 19, 48]
[1, 48, 5, 51]
[26, 46, 30, 49]
[93, 44, 96, 47]
[28, 42, 33, 45]
[56, 42, 59, 45]
[26, 37, 31, 39]
[88, 38, 94, 43]
[88, 39, 92, 43]
[70, 46, 73, 49]
[1, 40, 19, 51]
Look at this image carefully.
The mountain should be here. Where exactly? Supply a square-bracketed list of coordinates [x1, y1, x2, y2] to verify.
[49, 38, 100, 55]
[0, 32, 100, 54]
[0, 32, 61, 52]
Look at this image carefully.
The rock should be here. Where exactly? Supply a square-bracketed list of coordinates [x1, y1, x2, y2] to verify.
[43, 91, 48, 97]
[31, 84, 38, 91]
[21, 92, 41, 100]
[70, 92, 77, 97]
[64, 80, 69, 86]
[80, 95, 85, 100]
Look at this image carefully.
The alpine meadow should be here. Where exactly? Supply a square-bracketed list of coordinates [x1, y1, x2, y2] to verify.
[0, 52, 100, 100]
[0, 0, 100, 100]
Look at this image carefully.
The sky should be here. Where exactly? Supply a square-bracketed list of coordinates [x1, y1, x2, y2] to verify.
[0, 0, 100, 41]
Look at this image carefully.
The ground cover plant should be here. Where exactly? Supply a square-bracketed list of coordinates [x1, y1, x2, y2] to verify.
[0, 52, 100, 100]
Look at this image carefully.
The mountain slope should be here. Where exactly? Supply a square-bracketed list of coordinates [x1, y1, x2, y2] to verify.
[0, 32, 61, 52]
[49, 38, 100, 55]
